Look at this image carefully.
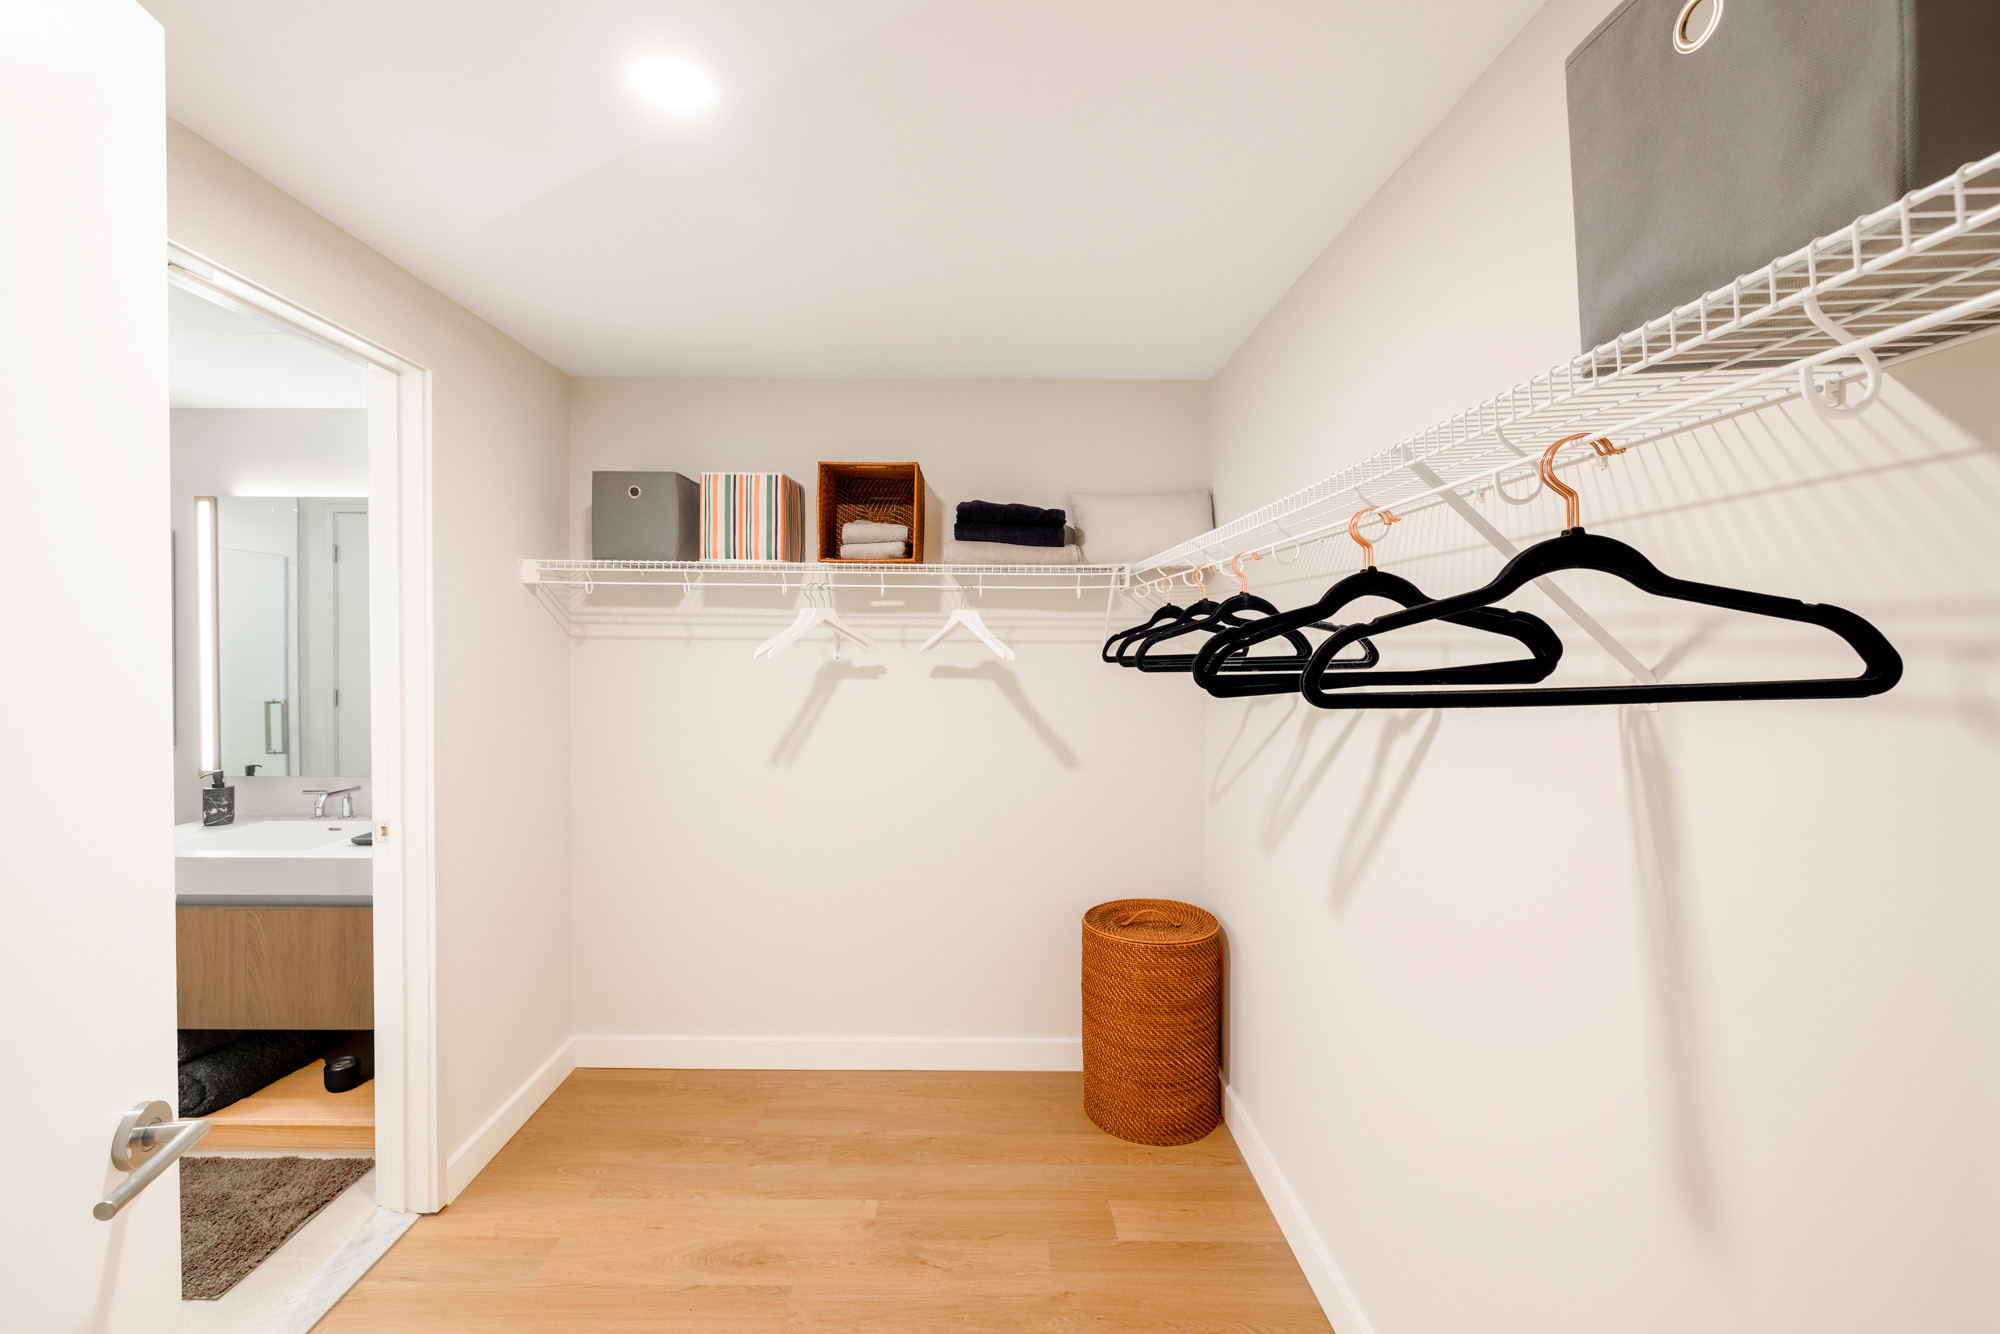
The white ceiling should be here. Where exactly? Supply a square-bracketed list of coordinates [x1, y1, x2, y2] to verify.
[169, 283, 369, 409]
[144, 1, 1540, 379]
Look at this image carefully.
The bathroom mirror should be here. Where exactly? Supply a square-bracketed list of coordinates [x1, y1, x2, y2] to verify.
[199, 495, 370, 777]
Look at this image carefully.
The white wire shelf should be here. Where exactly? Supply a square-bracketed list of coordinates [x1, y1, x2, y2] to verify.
[518, 557, 1133, 595]
[1132, 153, 2000, 582]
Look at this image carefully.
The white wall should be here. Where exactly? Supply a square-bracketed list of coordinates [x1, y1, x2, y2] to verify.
[1204, 3, 2000, 1333]
[0, 2, 177, 1326]
[170, 407, 368, 821]
[566, 378, 1209, 1065]
[171, 407, 367, 493]
[166, 123, 573, 1197]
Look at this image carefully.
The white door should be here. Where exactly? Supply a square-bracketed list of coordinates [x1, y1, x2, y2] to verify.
[0, 3, 178, 1329]
[333, 508, 372, 772]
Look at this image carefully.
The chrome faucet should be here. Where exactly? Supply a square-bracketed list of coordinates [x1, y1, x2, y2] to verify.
[304, 785, 361, 819]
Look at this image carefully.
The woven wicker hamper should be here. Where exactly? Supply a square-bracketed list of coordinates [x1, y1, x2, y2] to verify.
[1081, 899, 1221, 1146]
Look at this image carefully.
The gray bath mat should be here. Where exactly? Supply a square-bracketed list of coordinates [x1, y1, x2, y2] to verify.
[180, 1156, 373, 1300]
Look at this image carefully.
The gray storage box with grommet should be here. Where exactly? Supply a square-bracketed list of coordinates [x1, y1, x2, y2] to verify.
[591, 470, 701, 561]
[1566, 0, 2000, 353]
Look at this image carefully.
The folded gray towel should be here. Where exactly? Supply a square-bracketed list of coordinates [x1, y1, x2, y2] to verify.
[842, 521, 909, 543]
[943, 539, 1083, 566]
[838, 541, 909, 559]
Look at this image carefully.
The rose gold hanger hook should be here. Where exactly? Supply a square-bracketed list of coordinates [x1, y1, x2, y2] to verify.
[1347, 506, 1400, 570]
[1538, 433, 1625, 530]
[1229, 550, 1261, 593]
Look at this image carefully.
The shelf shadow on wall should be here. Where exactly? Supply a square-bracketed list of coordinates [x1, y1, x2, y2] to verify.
[929, 662, 1078, 768]
[769, 659, 887, 766]
[1328, 710, 1443, 907]
[1619, 703, 1720, 1236]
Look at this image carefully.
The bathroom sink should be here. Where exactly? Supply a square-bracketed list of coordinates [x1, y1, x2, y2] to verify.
[176, 817, 372, 904]
[177, 818, 369, 855]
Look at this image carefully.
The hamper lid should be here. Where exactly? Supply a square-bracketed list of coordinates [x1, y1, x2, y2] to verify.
[1083, 898, 1219, 945]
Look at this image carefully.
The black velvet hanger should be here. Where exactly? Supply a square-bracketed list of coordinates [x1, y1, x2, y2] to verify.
[1193, 512, 1561, 699]
[1129, 593, 1267, 672]
[1130, 558, 1375, 674]
[1187, 604, 1381, 684]
[1298, 436, 1903, 709]
[1102, 603, 1184, 663]
[1115, 596, 1220, 667]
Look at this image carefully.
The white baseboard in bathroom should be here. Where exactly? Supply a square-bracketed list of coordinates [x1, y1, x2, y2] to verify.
[1222, 1083, 1377, 1334]
[443, 1038, 577, 1201]
[574, 1035, 1084, 1072]
[249, 1207, 417, 1334]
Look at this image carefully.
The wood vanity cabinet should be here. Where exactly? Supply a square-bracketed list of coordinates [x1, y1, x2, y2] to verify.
[176, 907, 372, 1029]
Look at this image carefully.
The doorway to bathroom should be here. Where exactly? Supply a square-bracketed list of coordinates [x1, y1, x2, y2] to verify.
[166, 244, 438, 1326]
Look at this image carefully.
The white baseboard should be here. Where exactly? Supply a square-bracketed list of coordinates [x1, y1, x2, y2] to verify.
[574, 1035, 1084, 1072]
[443, 1037, 577, 1201]
[1223, 1083, 1377, 1334]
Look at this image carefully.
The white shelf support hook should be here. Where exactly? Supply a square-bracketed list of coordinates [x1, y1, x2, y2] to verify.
[1799, 295, 1884, 420]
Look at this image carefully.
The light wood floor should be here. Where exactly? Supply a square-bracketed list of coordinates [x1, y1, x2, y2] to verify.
[203, 1059, 374, 1151]
[318, 1069, 1332, 1332]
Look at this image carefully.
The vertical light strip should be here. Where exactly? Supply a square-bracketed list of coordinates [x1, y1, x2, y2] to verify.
[194, 495, 220, 775]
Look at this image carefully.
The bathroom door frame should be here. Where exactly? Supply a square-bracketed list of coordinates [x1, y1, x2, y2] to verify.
[168, 240, 442, 1214]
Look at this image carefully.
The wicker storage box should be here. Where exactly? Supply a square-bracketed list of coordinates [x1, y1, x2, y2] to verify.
[1081, 899, 1221, 1146]
[817, 461, 925, 562]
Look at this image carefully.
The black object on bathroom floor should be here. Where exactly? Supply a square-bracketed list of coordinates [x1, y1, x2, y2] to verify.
[177, 1031, 326, 1118]
[321, 1030, 374, 1092]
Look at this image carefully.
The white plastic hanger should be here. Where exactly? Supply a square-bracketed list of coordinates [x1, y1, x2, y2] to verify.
[753, 584, 875, 659]
[918, 580, 1014, 660]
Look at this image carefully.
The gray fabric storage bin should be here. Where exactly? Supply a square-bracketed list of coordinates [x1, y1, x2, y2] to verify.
[591, 470, 700, 560]
[1567, 0, 2000, 352]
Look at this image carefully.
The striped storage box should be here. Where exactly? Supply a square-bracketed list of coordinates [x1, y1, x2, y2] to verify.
[700, 473, 806, 561]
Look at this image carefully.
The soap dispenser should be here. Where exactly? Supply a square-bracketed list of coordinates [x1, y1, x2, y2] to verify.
[201, 770, 235, 827]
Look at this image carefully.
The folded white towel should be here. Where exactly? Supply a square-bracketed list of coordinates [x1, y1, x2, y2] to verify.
[842, 521, 909, 543]
[838, 541, 909, 560]
[942, 539, 1083, 566]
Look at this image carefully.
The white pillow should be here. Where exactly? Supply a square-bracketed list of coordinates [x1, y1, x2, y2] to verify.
[1069, 490, 1214, 564]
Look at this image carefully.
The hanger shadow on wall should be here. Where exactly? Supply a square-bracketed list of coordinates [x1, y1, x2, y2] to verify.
[769, 660, 888, 766]
[930, 661, 1080, 769]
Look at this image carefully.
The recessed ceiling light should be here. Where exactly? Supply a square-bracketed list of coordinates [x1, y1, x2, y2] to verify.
[630, 57, 715, 113]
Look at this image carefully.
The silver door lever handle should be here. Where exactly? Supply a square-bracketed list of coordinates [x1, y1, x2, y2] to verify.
[95, 1100, 209, 1220]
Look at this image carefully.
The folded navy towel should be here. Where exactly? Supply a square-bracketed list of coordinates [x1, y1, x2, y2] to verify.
[955, 523, 1066, 547]
[956, 500, 1065, 529]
